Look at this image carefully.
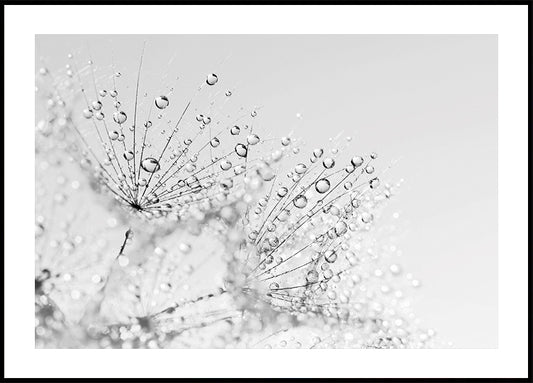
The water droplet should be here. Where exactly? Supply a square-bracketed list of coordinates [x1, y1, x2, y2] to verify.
[293, 195, 308, 208]
[155, 96, 169, 109]
[269, 282, 279, 290]
[247, 134, 260, 145]
[225, 90, 232, 97]
[369, 177, 380, 189]
[323, 157, 335, 169]
[141, 158, 161, 173]
[313, 148, 324, 158]
[315, 178, 331, 193]
[281, 137, 291, 146]
[220, 160, 232, 171]
[235, 143, 248, 158]
[334, 221, 347, 236]
[294, 163, 307, 174]
[351, 156, 364, 168]
[113, 111, 127, 124]
[92, 100, 102, 111]
[277, 187, 288, 197]
[206, 73, 218, 86]
[109, 131, 119, 140]
[123, 151, 134, 161]
[251, 110, 257, 117]
[83, 109, 93, 119]
[210, 137, 220, 147]
[325, 250, 338, 263]
[99, 89, 107, 97]
[230, 126, 241, 135]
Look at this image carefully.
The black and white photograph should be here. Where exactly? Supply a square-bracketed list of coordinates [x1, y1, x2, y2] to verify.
[4, 3, 529, 380]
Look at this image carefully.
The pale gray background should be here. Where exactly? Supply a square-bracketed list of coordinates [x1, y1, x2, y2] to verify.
[36, 35, 498, 348]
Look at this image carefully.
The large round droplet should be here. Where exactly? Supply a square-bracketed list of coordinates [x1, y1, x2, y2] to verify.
[109, 131, 119, 140]
[293, 195, 308, 208]
[235, 143, 248, 158]
[206, 73, 218, 86]
[325, 250, 338, 263]
[210, 137, 220, 147]
[113, 111, 127, 124]
[313, 148, 324, 158]
[351, 156, 364, 167]
[92, 100, 102, 111]
[220, 160, 232, 171]
[277, 187, 288, 197]
[294, 163, 307, 174]
[315, 178, 331, 193]
[123, 151, 134, 161]
[334, 221, 347, 236]
[83, 109, 93, 119]
[230, 126, 241, 135]
[247, 134, 260, 145]
[141, 157, 160, 173]
[155, 96, 169, 109]
[323, 157, 335, 169]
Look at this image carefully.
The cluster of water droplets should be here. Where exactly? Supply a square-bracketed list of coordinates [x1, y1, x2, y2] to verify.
[52, 50, 287, 226]
[34, 46, 441, 349]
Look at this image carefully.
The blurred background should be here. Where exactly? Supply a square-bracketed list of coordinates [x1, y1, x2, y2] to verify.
[36, 34, 498, 348]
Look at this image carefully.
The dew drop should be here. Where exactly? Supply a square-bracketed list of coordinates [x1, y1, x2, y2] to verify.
[277, 187, 288, 197]
[294, 163, 307, 174]
[325, 250, 338, 263]
[123, 151, 134, 161]
[351, 156, 364, 167]
[83, 109, 93, 119]
[206, 73, 218, 86]
[113, 111, 127, 124]
[315, 178, 331, 193]
[154, 96, 169, 110]
[313, 148, 324, 158]
[92, 101, 102, 111]
[247, 134, 260, 145]
[210, 137, 220, 147]
[323, 157, 335, 169]
[293, 195, 308, 208]
[230, 126, 241, 135]
[220, 160, 232, 171]
[141, 158, 161, 173]
[235, 143, 248, 158]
